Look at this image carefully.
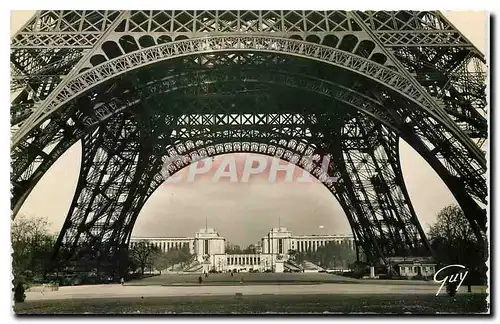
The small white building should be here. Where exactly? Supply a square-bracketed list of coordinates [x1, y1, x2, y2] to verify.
[399, 262, 436, 277]
[388, 257, 437, 278]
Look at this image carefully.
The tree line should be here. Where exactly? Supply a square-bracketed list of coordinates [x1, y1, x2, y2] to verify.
[225, 243, 257, 254]
[11, 215, 194, 285]
[128, 240, 193, 275]
[11, 215, 57, 284]
[287, 241, 357, 269]
[11, 203, 488, 285]
[427, 204, 488, 284]
[283, 203, 487, 284]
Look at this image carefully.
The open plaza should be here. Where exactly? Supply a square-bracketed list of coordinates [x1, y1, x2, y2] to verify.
[10, 10, 489, 315]
[17, 272, 488, 314]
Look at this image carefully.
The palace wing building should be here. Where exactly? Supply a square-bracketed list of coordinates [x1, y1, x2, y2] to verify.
[131, 227, 355, 273]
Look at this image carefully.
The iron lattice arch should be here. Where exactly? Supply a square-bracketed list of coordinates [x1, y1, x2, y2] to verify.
[10, 10, 487, 275]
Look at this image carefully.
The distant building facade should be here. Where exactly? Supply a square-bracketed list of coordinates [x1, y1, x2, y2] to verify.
[261, 227, 356, 255]
[387, 257, 437, 278]
[130, 236, 195, 254]
[131, 227, 355, 273]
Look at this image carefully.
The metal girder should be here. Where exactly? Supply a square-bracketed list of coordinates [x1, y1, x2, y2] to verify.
[10, 11, 488, 274]
[11, 52, 486, 223]
[12, 55, 488, 262]
[337, 117, 430, 257]
[53, 113, 147, 271]
[50, 90, 432, 267]
[12, 11, 480, 48]
[357, 11, 481, 48]
[393, 47, 487, 146]
[11, 10, 128, 133]
[11, 11, 486, 157]
[9, 61, 387, 213]
[11, 11, 122, 49]
[13, 35, 481, 158]
[350, 12, 485, 166]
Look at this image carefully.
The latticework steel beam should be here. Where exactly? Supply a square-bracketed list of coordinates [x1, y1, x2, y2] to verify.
[10, 11, 488, 274]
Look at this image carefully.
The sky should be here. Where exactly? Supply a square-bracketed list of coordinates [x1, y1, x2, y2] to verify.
[11, 11, 487, 247]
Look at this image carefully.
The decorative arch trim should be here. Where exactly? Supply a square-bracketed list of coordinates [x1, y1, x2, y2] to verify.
[15, 35, 451, 147]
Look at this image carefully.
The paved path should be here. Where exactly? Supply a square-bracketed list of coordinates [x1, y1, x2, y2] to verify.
[25, 283, 486, 301]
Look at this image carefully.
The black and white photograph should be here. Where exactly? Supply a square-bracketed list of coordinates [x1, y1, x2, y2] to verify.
[7, 3, 492, 315]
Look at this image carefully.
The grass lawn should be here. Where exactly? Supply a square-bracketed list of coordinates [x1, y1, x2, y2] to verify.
[126, 272, 359, 286]
[126, 272, 458, 286]
[14, 293, 489, 314]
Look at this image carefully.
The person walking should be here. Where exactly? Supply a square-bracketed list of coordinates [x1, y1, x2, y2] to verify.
[198, 276, 203, 284]
[465, 268, 472, 293]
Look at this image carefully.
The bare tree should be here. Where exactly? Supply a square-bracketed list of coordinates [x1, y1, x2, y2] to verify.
[242, 244, 256, 254]
[129, 241, 160, 275]
[11, 214, 56, 281]
[152, 252, 170, 274]
[163, 245, 193, 271]
[428, 204, 487, 284]
[225, 243, 242, 254]
[429, 204, 475, 245]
